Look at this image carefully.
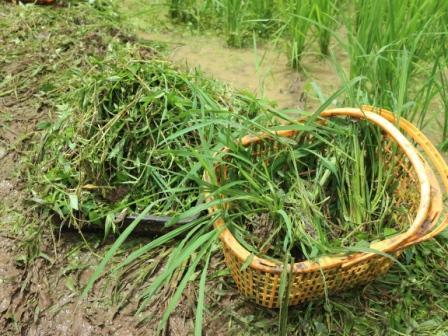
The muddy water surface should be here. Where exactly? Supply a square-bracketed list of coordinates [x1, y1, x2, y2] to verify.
[139, 31, 344, 111]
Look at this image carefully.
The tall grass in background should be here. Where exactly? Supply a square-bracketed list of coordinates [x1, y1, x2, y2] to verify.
[168, 0, 195, 22]
[439, 52, 448, 151]
[248, 0, 275, 38]
[167, 0, 250, 46]
[281, 0, 313, 70]
[280, 0, 341, 68]
[165, 0, 337, 67]
[165, 0, 448, 149]
[164, 0, 447, 148]
[313, 0, 339, 55]
[224, 0, 248, 47]
[168, 0, 221, 28]
[343, 0, 448, 123]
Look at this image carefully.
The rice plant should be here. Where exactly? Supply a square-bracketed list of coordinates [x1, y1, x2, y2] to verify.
[224, 0, 249, 47]
[248, 0, 276, 38]
[437, 37, 448, 152]
[168, 0, 223, 29]
[343, 0, 447, 119]
[313, 0, 339, 55]
[168, 0, 197, 22]
[282, 0, 313, 70]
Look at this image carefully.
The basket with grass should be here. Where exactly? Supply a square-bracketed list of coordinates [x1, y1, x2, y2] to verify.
[204, 107, 447, 308]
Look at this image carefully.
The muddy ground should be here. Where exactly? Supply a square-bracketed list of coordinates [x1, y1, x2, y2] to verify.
[0, 3, 271, 335]
[138, 32, 343, 110]
[0, 3, 176, 335]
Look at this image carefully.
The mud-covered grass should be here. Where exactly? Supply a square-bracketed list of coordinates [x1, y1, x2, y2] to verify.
[0, 1, 447, 336]
[0, 2, 170, 334]
[0, 2, 255, 335]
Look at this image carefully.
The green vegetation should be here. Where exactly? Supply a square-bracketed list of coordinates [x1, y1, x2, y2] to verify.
[313, 0, 338, 55]
[30, 58, 272, 233]
[344, 0, 448, 123]
[283, 0, 313, 70]
[165, 0, 447, 136]
[0, 1, 447, 336]
[219, 118, 408, 261]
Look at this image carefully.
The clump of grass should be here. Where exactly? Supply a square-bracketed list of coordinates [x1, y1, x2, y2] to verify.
[168, 0, 200, 25]
[223, 0, 249, 48]
[282, 0, 313, 70]
[438, 48, 448, 152]
[30, 57, 273, 234]
[343, 0, 447, 119]
[166, 0, 277, 47]
[0, 0, 132, 102]
[79, 82, 362, 333]
[247, 0, 275, 38]
[218, 117, 409, 261]
[313, 0, 339, 55]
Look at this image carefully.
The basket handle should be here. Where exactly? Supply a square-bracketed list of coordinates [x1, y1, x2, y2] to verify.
[321, 108, 435, 269]
[361, 105, 448, 246]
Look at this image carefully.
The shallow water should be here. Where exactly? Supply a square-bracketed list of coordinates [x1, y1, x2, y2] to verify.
[138, 31, 345, 111]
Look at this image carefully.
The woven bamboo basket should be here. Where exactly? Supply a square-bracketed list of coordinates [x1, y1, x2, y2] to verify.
[204, 107, 447, 308]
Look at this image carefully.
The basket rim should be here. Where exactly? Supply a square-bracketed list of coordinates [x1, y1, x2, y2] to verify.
[203, 108, 435, 274]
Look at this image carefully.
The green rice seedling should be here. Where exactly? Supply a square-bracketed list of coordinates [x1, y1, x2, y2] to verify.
[312, 0, 339, 55]
[165, 0, 279, 44]
[223, 0, 249, 47]
[168, 0, 196, 22]
[282, 0, 314, 70]
[168, 0, 222, 29]
[332, 122, 401, 244]
[343, 0, 447, 118]
[438, 45, 448, 151]
[278, 253, 293, 336]
[247, 0, 276, 38]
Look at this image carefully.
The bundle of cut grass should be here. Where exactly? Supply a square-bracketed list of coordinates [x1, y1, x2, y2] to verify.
[209, 112, 424, 263]
[31, 59, 272, 232]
